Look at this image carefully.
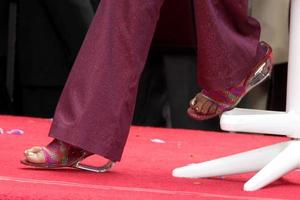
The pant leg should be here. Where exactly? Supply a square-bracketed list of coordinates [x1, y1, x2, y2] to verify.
[194, 0, 264, 90]
[49, 0, 165, 162]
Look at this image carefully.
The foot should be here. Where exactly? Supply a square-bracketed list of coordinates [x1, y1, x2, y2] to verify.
[22, 139, 89, 168]
[24, 146, 49, 164]
[22, 139, 115, 172]
[188, 41, 273, 121]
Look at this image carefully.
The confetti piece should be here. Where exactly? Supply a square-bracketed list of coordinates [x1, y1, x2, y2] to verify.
[6, 129, 24, 135]
[150, 139, 166, 144]
[0, 128, 4, 134]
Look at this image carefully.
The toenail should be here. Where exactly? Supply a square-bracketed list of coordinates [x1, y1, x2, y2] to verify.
[192, 100, 196, 105]
[28, 152, 35, 156]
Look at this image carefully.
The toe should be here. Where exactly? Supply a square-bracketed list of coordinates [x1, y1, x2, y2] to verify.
[24, 147, 46, 164]
[190, 92, 203, 107]
[189, 97, 197, 107]
[193, 97, 207, 114]
[208, 103, 218, 115]
[24, 146, 42, 156]
[201, 100, 213, 115]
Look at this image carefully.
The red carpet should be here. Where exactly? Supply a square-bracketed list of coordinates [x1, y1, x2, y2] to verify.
[0, 115, 298, 199]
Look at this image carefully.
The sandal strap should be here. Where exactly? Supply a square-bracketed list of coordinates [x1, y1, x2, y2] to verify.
[42, 140, 77, 166]
[201, 87, 244, 107]
[42, 147, 63, 165]
[200, 42, 272, 108]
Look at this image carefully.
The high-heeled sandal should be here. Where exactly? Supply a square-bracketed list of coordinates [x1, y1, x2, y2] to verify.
[188, 41, 273, 121]
[21, 139, 115, 173]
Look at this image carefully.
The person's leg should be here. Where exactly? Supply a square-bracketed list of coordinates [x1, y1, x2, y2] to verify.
[188, 0, 273, 120]
[23, 0, 165, 166]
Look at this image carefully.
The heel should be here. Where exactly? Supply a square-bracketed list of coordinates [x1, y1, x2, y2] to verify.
[74, 161, 115, 173]
[248, 58, 273, 91]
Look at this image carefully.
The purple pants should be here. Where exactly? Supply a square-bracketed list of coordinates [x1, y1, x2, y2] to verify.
[49, 0, 263, 161]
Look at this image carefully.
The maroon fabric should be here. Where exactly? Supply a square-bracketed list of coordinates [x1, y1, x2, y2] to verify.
[49, 0, 264, 161]
[194, 0, 264, 90]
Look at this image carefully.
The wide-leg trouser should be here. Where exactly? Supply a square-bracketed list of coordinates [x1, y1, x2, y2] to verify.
[49, 0, 263, 161]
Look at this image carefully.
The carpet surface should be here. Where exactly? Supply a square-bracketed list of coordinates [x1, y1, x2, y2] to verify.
[0, 115, 298, 200]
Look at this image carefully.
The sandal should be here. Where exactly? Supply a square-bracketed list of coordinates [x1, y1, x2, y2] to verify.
[21, 139, 115, 173]
[188, 41, 273, 121]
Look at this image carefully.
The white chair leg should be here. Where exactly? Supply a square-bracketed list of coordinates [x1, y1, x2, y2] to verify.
[220, 109, 300, 138]
[244, 140, 300, 191]
[172, 141, 290, 178]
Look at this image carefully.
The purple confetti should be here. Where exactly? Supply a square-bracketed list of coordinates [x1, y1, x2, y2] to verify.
[6, 129, 24, 135]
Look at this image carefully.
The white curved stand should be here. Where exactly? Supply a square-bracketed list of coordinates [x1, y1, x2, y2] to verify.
[172, 0, 300, 191]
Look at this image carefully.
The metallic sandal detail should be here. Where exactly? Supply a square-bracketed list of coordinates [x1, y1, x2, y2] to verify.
[75, 160, 115, 173]
[188, 41, 273, 121]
